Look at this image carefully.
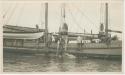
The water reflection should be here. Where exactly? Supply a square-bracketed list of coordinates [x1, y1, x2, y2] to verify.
[3, 52, 121, 72]
[56, 57, 66, 72]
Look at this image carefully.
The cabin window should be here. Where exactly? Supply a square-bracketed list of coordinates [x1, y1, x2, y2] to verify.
[3, 39, 14, 47]
[3, 39, 24, 47]
[24, 39, 36, 43]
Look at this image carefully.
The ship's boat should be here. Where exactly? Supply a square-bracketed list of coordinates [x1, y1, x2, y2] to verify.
[3, 32, 44, 39]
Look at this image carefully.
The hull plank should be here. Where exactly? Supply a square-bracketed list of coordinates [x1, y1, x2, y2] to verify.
[3, 47, 122, 56]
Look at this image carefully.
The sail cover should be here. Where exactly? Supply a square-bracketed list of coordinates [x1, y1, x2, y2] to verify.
[3, 32, 44, 39]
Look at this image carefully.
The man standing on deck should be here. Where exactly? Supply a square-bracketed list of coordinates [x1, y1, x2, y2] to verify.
[77, 36, 83, 50]
[47, 33, 52, 48]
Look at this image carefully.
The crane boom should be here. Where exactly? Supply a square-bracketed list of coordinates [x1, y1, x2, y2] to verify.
[108, 29, 122, 33]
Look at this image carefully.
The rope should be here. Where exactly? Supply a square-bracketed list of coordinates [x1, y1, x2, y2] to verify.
[38, 3, 45, 28]
[16, 4, 24, 26]
[68, 4, 93, 33]
[71, 4, 99, 30]
[100, 3, 103, 23]
[5, 3, 17, 25]
[68, 7, 85, 33]
[2, 4, 11, 19]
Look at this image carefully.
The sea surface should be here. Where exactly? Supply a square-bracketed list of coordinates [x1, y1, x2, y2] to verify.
[3, 51, 122, 72]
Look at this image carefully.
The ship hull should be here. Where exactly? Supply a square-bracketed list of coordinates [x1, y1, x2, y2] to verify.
[3, 46, 122, 57]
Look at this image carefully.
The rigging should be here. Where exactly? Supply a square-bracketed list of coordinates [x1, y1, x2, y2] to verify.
[68, 7, 85, 33]
[4, 3, 17, 25]
[70, 4, 99, 32]
[15, 4, 24, 26]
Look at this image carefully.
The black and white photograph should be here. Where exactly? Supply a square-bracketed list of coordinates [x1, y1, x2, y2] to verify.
[1, 0, 123, 72]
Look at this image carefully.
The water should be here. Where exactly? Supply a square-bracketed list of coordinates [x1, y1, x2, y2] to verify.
[3, 52, 122, 72]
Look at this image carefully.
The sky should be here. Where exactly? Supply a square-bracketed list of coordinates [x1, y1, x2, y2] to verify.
[0, 0, 123, 39]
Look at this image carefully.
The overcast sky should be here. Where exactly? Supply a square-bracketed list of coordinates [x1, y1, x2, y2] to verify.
[1, 0, 123, 39]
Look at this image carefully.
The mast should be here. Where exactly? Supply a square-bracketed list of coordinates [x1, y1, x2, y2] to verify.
[59, 3, 68, 34]
[45, 3, 48, 47]
[105, 3, 108, 38]
[62, 3, 66, 20]
[60, 3, 66, 29]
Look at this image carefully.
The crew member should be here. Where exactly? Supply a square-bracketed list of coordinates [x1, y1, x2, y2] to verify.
[77, 36, 82, 50]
